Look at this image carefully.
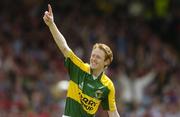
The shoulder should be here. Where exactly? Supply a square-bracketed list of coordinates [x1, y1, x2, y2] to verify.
[100, 74, 115, 90]
[66, 50, 90, 73]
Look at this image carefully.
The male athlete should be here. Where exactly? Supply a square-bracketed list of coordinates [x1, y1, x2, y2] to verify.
[43, 4, 120, 117]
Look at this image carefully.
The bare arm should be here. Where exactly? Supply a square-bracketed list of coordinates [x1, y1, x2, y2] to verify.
[108, 106, 120, 117]
[43, 4, 70, 58]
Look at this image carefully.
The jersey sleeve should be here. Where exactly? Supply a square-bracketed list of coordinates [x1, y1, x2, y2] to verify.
[64, 50, 90, 81]
[101, 80, 116, 111]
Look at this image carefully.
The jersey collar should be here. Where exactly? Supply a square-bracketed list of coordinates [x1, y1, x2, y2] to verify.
[90, 68, 104, 80]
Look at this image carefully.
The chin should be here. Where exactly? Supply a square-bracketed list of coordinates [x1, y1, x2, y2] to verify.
[90, 65, 97, 70]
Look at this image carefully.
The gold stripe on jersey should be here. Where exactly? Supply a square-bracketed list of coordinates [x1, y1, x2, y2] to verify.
[100, 74, 116, 111]
[67, 50, 90, 73]
[67, 81, 101, 115]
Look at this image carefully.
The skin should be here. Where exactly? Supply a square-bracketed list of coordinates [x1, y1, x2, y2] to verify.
[90, 47, 109, 77]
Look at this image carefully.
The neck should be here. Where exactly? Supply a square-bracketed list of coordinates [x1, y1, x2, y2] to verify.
[91, 68, 104, 77]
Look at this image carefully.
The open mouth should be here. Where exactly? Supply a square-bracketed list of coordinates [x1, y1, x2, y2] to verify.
[91, 62, 97, 66]
[90, 62, 97, 68]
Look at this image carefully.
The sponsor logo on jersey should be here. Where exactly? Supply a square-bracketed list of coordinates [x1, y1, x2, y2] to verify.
[87, 83, 95, 89]
[79, 92, 98, 111]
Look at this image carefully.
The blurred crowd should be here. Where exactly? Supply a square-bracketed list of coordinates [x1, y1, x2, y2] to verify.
[0, 0, 179, 117]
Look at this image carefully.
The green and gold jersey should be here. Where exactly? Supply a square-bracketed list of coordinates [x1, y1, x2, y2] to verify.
[64, 50, 116, 117]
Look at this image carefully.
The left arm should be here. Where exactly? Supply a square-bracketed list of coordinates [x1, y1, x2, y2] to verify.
[101, 78, 120, 117]
[108, 106, 120, 117]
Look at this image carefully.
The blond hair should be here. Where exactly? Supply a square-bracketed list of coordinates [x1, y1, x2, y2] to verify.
[93, 43, 113, 67]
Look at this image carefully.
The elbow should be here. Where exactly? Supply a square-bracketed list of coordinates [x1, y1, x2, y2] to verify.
[61, 46, 70, 57]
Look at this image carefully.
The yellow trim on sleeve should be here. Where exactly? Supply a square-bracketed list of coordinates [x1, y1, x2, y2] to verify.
[67, 51, 90, 73]
[100, 74, 116, 111]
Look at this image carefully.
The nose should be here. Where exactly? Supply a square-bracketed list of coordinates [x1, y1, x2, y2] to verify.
[91, 55, 96, 62]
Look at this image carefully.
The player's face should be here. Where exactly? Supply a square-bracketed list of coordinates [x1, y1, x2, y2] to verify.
[90, 48, 107, 71]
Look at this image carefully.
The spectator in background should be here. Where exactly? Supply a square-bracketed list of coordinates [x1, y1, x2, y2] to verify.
[0, 0, 179, 117]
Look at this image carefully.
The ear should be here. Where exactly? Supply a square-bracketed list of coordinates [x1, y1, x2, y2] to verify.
[104, 59, 110, 67]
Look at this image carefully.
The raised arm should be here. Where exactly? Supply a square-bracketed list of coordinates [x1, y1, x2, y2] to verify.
[43, 4, 71, 58]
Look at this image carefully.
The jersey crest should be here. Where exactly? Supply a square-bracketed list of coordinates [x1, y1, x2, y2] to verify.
[95, 90, 103, 99]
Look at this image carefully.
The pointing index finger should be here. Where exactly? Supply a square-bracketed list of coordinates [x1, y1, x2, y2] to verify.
[48, 4, 53, 15]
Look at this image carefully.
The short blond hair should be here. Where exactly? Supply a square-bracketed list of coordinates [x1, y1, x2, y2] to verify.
[93, 43, 113, 67]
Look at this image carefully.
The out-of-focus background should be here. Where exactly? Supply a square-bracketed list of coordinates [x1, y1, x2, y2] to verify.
[0, 0, 179, 117]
